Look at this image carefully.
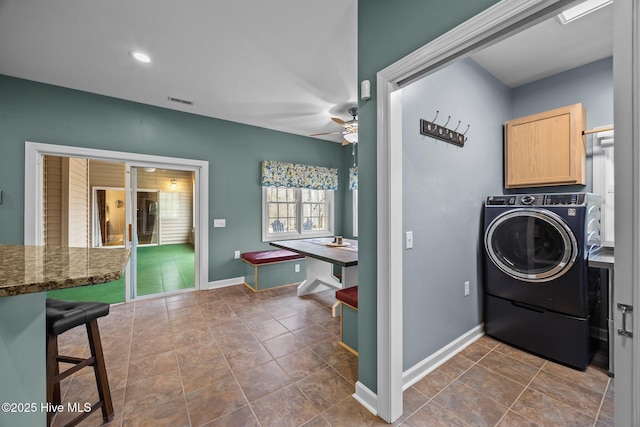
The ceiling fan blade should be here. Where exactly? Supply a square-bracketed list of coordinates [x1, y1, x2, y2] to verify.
[331, 117, 347, 127]
[310, 131, 343, 136]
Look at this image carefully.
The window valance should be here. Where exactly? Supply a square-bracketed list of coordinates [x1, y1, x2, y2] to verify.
[349, 167, 358, 191]
[261, 160, 338, 190]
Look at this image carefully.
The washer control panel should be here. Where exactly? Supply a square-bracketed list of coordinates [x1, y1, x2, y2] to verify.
[486, 193, 587, 206]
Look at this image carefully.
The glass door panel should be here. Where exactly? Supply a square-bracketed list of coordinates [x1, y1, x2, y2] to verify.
[131, 166, 196, 298]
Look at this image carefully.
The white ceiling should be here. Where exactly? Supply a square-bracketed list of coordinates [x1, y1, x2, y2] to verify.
[0, 1, 613, 143]
[471, 2, 613, 88]
[0, 0, 358, 143]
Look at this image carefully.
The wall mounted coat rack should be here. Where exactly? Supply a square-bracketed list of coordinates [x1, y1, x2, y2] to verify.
[420, 111, 469, 147]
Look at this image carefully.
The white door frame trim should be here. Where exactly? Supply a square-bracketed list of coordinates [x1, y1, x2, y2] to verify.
[375, 0, 611, 422]
[24, 141, 210, 294]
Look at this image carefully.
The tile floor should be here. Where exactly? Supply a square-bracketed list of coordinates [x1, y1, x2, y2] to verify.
[51, 284, 614, 427]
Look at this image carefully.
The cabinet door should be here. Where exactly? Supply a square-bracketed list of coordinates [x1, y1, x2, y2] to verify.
[505, 103, 586, 188]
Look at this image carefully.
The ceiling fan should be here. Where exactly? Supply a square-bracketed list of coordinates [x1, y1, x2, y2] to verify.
[311, 107, 358, 146]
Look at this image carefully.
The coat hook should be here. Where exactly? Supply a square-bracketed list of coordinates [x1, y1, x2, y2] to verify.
[462, 124, 470, 141]
[453, 120, 461, 132]
[442, 116, 451, 128]
[431, 110, 439, 123]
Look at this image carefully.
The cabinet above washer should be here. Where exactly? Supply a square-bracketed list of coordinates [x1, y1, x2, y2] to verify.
[504, 103, 586, 188]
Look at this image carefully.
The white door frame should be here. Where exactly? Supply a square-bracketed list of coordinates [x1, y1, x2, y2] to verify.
[375, 0, 636, 424]
[612, 0, 640, 425]
[24, 141, 209, 298]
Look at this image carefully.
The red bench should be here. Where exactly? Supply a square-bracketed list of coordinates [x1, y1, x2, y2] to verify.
[335, 286, 358, 355]
[241, 249, 304, 265]
[242, 250, 305, 291]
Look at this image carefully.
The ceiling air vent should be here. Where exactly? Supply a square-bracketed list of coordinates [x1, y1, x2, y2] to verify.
[167, 96, 194, 106]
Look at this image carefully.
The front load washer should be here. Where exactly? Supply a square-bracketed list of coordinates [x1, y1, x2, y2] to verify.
[483, 193, 601, 370]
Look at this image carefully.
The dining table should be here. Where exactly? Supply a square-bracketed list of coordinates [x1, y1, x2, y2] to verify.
[270, 237, 357, 296]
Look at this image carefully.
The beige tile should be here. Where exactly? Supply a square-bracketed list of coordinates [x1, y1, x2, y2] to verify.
[411, 369, 455, 399]
[122, 370, 183, 418]
[458, 364, 526, 407]
[202, 405, 260, 427]
[251, 384, 319, 427]
[391, 386, 430, 425]
[262, 332, 306, 359]
[478, 350, 540, 385]
[321, 397, 389, 426]
[249, 320, 289, 342]
[276, 347, 328, 381]
[496, 410, 541, 427]
[433, 381, 508, 427]
[436, 354, 475, 379]
[459, 341, 493, 362]
[175, 341, 222, 369]
[180, 355, 233, 394]
[494, 343, 547, 368]
[511, 389, 596, 427]
[541, 360, 610, 394]
[126, 350, 178, 384]
[235, 360, 293, 402]
[185, 376, 247, 426]
[529, 369, 605, 416]
[402, 401, 467, 427]
[295, 367, 354, 412]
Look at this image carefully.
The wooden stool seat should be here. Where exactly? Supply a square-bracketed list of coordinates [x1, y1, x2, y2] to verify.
[46, 299, 113, 427]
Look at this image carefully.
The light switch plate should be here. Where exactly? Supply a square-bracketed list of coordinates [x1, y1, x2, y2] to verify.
[405, 231, 414, 249]
[213, 219, 226, 228]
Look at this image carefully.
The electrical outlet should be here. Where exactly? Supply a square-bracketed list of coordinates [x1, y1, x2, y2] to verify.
[295, 264, 300, 272]
[464, 281, 470, 296]
[234, 250, 240, 259]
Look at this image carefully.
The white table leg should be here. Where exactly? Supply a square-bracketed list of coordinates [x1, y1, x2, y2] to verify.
[297, 257, 340, 296]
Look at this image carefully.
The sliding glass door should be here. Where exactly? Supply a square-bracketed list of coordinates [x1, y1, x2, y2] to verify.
[128, 166, 196, 299]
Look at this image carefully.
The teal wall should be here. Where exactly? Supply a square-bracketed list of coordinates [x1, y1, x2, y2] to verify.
[0, 75, 345, 281]
[357, 0, 501, 392]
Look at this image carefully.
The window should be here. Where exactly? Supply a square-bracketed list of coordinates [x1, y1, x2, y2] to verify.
[262, 187, 334, 241]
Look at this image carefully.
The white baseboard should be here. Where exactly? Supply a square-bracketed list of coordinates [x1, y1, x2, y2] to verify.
[353, 381, 378, 416]
[207, 276, 244, 290]
[402, 324, 484, 390]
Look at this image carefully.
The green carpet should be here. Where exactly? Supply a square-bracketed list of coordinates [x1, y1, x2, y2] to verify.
[46, 243, 195, 304]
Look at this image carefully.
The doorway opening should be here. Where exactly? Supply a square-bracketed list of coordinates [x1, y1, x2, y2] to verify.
[25, 142, 209, 304]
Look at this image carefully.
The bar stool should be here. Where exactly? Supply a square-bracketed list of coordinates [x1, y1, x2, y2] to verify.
[46, 299, 113, 427]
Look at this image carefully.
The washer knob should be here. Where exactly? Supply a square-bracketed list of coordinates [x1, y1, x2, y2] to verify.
[521, 195, 535, 205]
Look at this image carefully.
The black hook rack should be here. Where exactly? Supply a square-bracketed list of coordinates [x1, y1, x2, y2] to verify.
[419, 113, 469, 147]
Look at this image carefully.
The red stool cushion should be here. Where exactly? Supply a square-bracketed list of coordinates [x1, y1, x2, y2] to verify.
[336, 286, 358, 309]
[242, 249, 304, 265]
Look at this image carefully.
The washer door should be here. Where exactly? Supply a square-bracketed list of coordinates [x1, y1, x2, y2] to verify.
[485, 208, 578, 282]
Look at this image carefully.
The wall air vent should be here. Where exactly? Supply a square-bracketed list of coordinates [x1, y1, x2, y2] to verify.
[167, 96, 194, 106]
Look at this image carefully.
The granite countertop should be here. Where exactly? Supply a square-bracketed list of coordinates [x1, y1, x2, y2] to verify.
[588, 246, 615, 268]
[0, 245, 131, 297]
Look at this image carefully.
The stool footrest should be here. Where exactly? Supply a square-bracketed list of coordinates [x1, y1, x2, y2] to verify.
[53, 355, 96, 382]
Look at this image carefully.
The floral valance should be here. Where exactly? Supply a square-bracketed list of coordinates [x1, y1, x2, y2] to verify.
[349, 167, 358, 191]
[261, 160, 338, 190]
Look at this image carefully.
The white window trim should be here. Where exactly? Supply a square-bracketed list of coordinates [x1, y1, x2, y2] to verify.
[592, 127, 614, 246]
[261, 187, 334, 242]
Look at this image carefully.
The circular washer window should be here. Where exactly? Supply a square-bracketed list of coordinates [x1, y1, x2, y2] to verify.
[484, 208, 578, 282]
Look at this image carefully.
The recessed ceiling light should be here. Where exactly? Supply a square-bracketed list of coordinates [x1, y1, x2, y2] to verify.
[557, 0, 612, 24]
[130, 50, 152, 63]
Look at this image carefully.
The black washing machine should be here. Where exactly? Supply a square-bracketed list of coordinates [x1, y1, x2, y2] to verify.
[483, 193, 601, 370]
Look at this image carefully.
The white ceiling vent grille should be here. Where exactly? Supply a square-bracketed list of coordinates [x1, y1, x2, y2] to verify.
[167, 96, 194, 106]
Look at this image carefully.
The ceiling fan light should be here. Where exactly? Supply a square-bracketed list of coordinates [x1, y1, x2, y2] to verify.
[344, 133, 358, 143]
